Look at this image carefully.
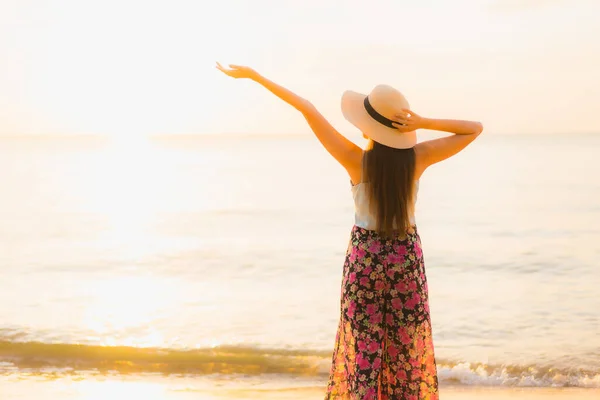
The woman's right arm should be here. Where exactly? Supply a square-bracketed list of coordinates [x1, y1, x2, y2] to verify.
[420, 118, 484, 136]
[392, 110, 483, 179]
[414, 118, 483, 178]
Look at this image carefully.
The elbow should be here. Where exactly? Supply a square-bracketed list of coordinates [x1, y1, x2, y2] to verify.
[473, 122, 484, 135]
[298, 98, 315, 115]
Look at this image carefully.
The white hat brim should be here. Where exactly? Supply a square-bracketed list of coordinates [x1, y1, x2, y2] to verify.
[341, 90, 416, 149]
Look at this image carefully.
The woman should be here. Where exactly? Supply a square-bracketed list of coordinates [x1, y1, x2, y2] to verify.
[217, 63, 483, 399]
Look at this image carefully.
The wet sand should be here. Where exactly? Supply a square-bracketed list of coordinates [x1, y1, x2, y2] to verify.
[1, 377, 599, 400]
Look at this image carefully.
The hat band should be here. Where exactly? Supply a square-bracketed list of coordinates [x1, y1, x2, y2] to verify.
[363, 97, 403, 129]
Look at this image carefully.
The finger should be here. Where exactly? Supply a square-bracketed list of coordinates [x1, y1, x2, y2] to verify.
[400, 108, 414, 118]
[229, 64, 243, 69]
[216, 63, 228, 72]
[392, 122, 408, 129]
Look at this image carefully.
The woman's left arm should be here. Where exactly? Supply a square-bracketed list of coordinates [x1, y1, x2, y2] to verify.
[217, 63, 362, 172]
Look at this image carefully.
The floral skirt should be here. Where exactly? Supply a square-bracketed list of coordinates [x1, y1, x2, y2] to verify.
[325, 225, 438, 400]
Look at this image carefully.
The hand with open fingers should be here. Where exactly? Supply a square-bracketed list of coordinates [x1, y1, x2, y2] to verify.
[392, 109, 424, 132]
[216, 62, 258, 80]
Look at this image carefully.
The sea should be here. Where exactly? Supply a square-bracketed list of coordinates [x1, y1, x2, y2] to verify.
[0, 132, 599, 398]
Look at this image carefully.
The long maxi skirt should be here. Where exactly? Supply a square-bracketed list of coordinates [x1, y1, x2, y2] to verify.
[325, 225, 439, 400]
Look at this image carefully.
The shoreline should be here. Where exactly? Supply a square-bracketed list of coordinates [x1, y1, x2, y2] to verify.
[220, 386, 600, 399]
[1, 376, 599, 400]
[223, 387, 600, 399]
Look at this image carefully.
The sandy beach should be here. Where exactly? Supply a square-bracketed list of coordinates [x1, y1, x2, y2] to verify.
[2, 377, 599, 400]
[225, 386, 600, 400]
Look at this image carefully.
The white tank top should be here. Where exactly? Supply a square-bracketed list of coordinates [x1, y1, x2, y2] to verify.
[351, 180, 419, 230]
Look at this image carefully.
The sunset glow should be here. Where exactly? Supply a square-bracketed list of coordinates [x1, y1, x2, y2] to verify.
[1, 0, 598, 136]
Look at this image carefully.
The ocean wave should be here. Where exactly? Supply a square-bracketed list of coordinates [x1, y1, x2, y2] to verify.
[0, 340, 598, 388]
[0, 340, 330, 376]
[438, 361, 600, 389]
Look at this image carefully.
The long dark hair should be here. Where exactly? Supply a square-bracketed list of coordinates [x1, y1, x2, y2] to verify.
[363, 140, 416, 238]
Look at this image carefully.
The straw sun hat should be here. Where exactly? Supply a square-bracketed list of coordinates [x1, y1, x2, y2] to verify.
[341, 84, 417, 149]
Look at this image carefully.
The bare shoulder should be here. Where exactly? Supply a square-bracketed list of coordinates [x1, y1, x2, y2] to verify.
[346, 147, 364, 185]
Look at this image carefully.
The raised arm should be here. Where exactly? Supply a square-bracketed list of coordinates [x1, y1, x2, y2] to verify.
[391, 109, 483, 179]
[216, 63, 362, 175]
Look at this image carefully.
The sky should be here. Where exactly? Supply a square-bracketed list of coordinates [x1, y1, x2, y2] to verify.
[0, 0, 599, 136]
